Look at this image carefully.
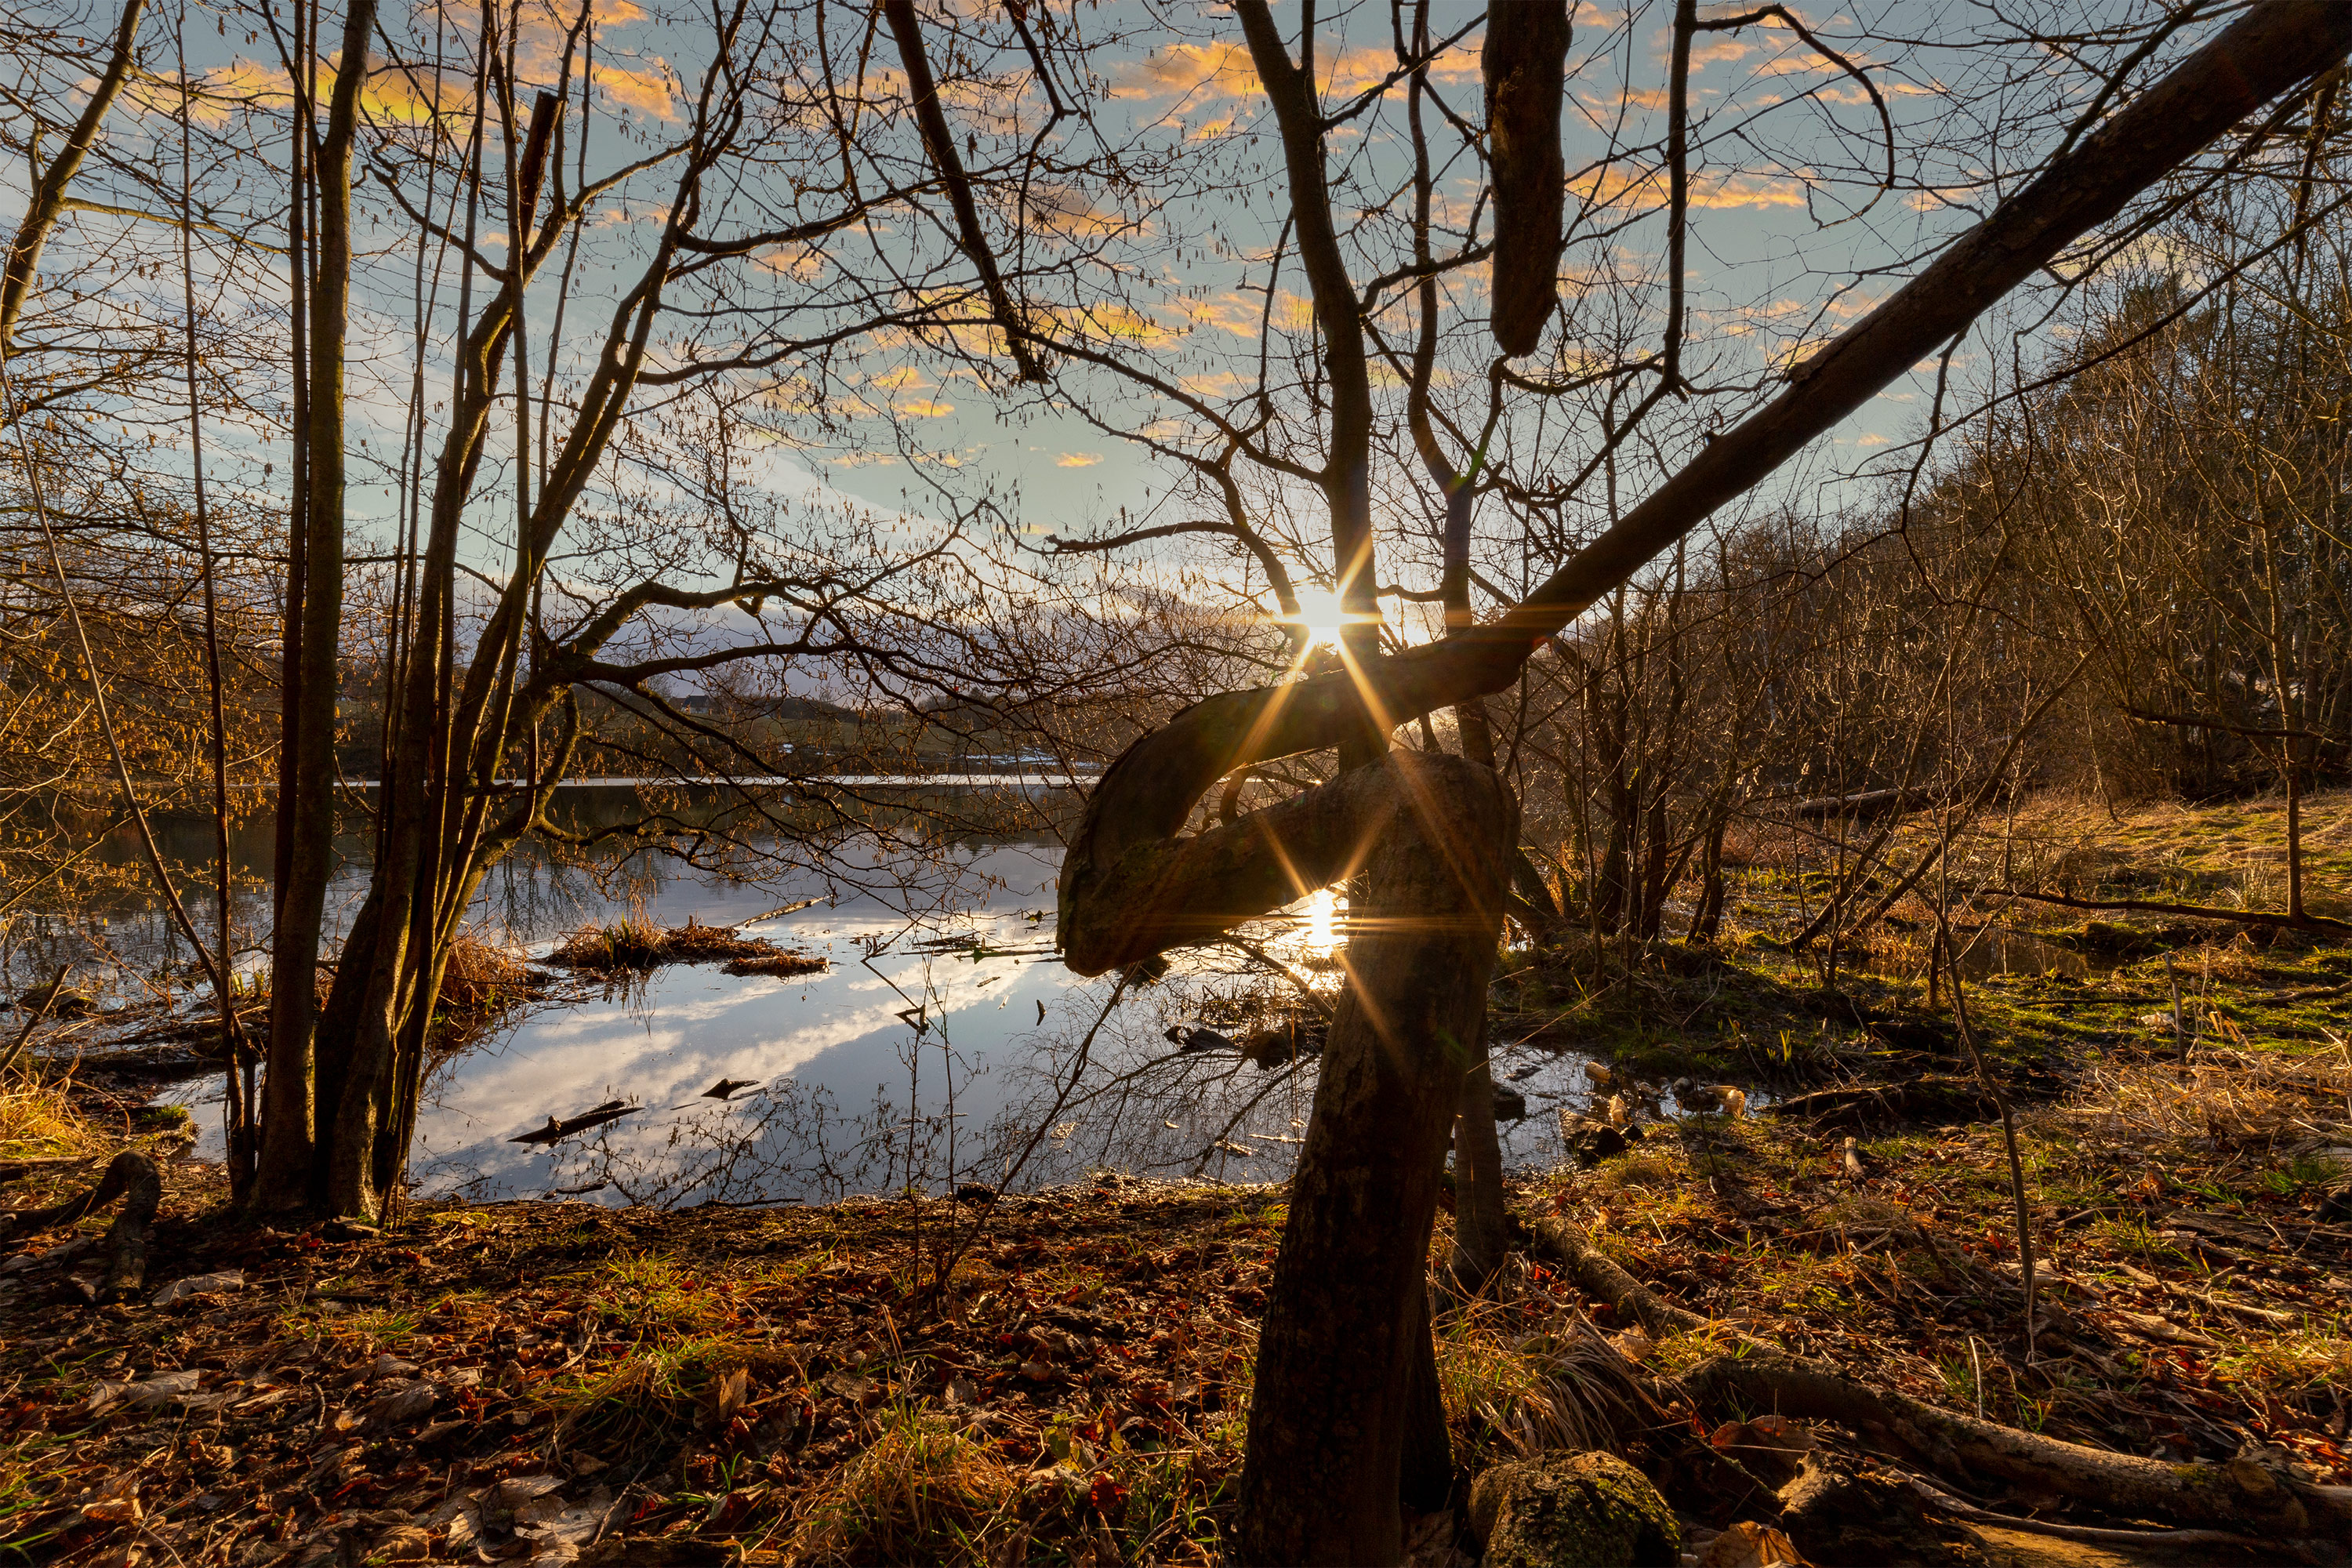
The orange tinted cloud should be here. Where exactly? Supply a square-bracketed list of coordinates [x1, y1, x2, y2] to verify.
[596, 59, 676, 119]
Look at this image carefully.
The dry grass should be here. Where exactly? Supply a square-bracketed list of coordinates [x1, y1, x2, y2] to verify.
[548, 916, 670, 970]
[0, 1078, 100, 1161]
[721, 952, 830, 979]
[2067, 1048, 2352, 1149]
[781, 1406, 1022, 1566]
[548, 918, 822, 975]
[1432, 1289, 1653, 1460]
[438, 933, 531, 1017]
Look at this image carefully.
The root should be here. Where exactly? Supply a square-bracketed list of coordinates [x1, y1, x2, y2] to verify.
[1525, 1212, 2352, 1538]
[1682, 1345, 2352, 1537]
[0, 1149, 162, 1302]
[1527, 1214, 1701, 1337]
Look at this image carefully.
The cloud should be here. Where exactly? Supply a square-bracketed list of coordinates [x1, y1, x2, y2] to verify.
[1055, 452, 1103, 468]
[1855, 432, 1889, 447]
[1180, 291, 1269, 339]
[1572, 163, 1812, 212]
[1022, 183, 1131, 240]
[1109, 35, 1476, 107]
[898, 398, 956, 418]
[595, 59, 677, 119]
[1109, 41, 1258, 100]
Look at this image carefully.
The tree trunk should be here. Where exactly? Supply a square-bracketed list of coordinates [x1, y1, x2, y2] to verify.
[256, 0, 380, 1213]
[1449, 1046, 1509, 1294]
[1235, 752, 1514, 1566]
[1399, 1285, 1452, 1513]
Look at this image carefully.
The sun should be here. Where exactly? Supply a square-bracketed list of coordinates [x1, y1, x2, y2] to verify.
[1288, 588, 1345, 648]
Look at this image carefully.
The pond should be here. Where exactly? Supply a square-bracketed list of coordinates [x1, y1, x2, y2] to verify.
[10, 786, 1614, 1207]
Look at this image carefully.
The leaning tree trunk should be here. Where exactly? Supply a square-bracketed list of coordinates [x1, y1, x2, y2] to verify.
[1232, 757, 1512, 1563]
[1053, 8, 2352, 1562]
[1059, 750, 1515, 1566]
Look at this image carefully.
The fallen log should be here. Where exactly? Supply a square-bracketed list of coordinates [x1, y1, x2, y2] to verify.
[1897, 1470, 2313, 1560]
[510, 1101, 635, 1145]
[1528, 1214, 1702, 1338]
[0, 1149, 162, 1302]
[1684, 1345, 2352, 1537]
[1525, 1211, 2352, 1538]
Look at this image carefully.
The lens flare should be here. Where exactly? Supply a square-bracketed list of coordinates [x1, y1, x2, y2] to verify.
[1305, 887, 1341, 954]
[1290, 589, 1345, 648]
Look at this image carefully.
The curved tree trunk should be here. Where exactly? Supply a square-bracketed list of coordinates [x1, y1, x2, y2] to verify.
[1051, 8, 2352, 1563]
[1233, 752, 1515, 1566]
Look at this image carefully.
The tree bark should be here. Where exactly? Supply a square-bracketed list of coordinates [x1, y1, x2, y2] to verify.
[1483, 0, 1569, 355]
[1234, 752, 1515, 1566]
[257, 0, 380, 1214]
[1450, 1044, 1510, 1294]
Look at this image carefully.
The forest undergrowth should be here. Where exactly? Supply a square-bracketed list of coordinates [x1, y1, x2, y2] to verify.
[0, 794, 2347, 1566]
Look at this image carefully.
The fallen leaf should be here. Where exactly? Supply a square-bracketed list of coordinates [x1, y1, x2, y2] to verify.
[122, 1369, 204, 1410]
[711, 1364, 749, 1426]
[80, 1472, 142, 1526]
[375, 1525, 432, 1561]
[1698, 1519, 1812, 1567]
[151, 1270, 245, 1308]
[368, 1380, 441, 1425]
[490, 1474, 567, 1516]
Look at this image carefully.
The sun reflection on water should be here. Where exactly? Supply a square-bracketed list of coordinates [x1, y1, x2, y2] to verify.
[1305, 886, 1343, 955]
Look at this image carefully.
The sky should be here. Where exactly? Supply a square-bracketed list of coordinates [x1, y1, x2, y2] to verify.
[4, 0, 2234, 654]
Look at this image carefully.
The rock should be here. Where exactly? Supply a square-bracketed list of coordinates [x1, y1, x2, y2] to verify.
[151, 1269, 245, 1307]
[1467, 1450, 1680, 1567]
[1776, 1454, 1983, 1566]
[1562, 1120, 1646, 1167]
[15, 982, 96, 1016]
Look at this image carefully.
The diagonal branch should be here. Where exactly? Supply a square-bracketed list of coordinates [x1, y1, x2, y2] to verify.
[882, 0, 1047, 383]
[1055, 0, 2352, 969]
